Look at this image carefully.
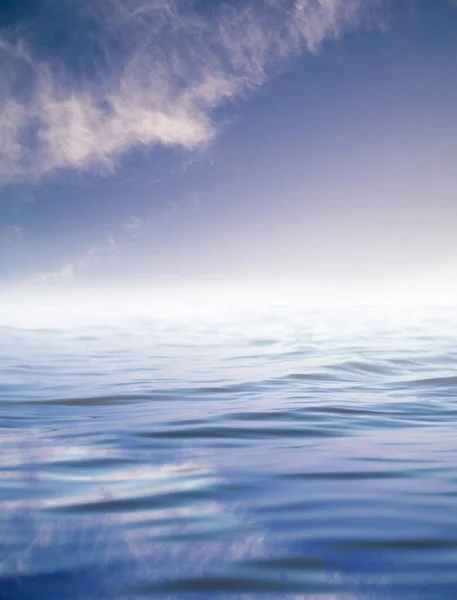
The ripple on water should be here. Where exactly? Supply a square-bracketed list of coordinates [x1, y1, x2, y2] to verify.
[1, 308, 457, 599]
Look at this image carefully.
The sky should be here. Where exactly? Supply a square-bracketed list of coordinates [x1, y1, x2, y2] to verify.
[1, 0, 457, 307]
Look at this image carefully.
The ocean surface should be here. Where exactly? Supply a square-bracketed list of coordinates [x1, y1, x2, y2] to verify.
[1, 305, 457, 599]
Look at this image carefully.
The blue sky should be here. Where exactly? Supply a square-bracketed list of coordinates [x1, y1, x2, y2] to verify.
[1, 0, 457, 304]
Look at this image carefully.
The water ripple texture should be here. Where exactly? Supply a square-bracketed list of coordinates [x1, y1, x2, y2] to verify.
[1, 306, 457, 599]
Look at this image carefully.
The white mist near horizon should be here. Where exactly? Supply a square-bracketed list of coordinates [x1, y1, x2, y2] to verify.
[1, 277, 457, 330]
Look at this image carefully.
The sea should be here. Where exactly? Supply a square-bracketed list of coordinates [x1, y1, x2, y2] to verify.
[1, 304, 457, 599]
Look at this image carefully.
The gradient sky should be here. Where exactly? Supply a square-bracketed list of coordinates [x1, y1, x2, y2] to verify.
[1, 0, 457, 303]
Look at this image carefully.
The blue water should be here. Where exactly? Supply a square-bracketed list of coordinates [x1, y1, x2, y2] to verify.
[1, 306, 457, 599]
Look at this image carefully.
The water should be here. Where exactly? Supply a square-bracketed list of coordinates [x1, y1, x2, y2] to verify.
[1, 305, 457, 599]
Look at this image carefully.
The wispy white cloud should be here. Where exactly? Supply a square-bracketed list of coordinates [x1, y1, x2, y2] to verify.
[35, 246, 99, 284]
[33, 240, 119, 284]
[31, 214, 144, 283]
[0, 0, 381, 185]
[122, 215, 142, 236]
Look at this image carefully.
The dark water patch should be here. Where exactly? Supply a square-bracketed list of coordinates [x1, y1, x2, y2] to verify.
[277, 372, 339, 382]
[279, 469, 420, 481]
[225, 410, 298, 421]
[249, 338, 279, 346]
[128, 574, 339, 595]
[254, 497, 363, 515]
[237, 554, 326, 571]
[191, 383, 254, 395]
[353, 455, 438, 464]
[167, 418, 208, 427]
[0, 566, 106, 600]
[136, 424, 343, 439]
[49, 487, 214, 515]
[24, 393, 165, 406]
[405, 375, 457, 388]
[307, 405, 385, 416]
[336, 538, 457, 552]
[329, 360, 395, 375]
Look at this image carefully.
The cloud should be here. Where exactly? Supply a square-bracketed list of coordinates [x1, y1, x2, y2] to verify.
[31, 216, 140, 284]
[34, 241, 116, 284]
[35, 249, 96, 284]
[0, 0, 381, 185]
[122, 215, 142, 236]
